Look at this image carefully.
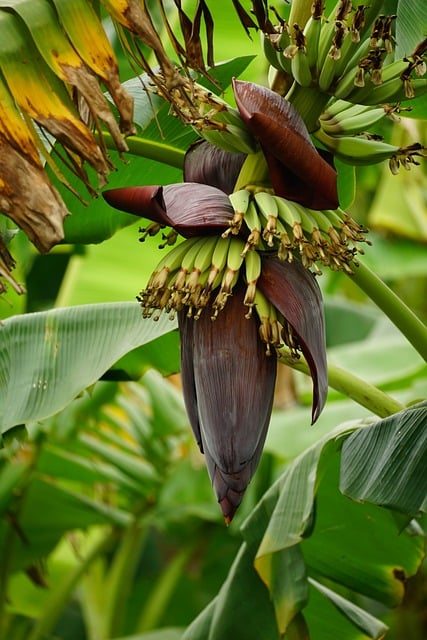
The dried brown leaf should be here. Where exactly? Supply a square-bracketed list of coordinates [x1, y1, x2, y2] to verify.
[0, 139, 68, 253]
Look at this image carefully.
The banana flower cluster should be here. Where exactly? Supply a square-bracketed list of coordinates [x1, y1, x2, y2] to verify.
[104, 80, 343, 523]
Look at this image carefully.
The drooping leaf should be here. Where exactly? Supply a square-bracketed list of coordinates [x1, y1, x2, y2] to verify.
[182, 543, 279, 640]
[306, 579, 388, 640]
[236, 425, 424, 635]
[0, 302, 177, 431]
[5, 0, 133, 142]
[302, 452, 424, 608]
[340, 401, 427, 515]
[0, 139, 68, 252]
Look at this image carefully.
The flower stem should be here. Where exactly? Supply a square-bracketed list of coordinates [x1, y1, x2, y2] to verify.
[101, 132, 185, 169]
[285, 84, 330, 132]
[279, 351, 404, 418]
[233, 150, 271, 192]
[349, 260, 427, 362]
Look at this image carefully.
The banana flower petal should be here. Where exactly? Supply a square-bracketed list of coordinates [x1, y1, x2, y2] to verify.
[184, 139, 246, 194]
[103, 182, 234, 236]
[178, 284, 277, 524]
[232, 78, 339, 210]
[258, 255, 328, 422]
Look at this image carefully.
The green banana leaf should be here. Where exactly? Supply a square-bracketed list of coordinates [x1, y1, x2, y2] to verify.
[183, 424, 425, 638]
[340, 400, 427, 515]
[0, 302, 178, 432]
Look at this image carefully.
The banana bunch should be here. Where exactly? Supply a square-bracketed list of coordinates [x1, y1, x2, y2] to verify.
[138, 233, 263, 322]
[139, 184, 371, 326]
[313, 127, 425, 168]
[263, 0, 324, 86]
[319, 100, 387, 135]
[226, 188, 369, 274]
[272, 0, 427, 105]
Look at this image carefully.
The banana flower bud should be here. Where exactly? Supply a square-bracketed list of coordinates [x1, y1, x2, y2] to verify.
[179, 284, 276, 524]
[179, 256, 327, 523]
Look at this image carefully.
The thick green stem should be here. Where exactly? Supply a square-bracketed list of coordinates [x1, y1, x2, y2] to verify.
[102, 132, 185, 169]
[233, 150, 270, 192]
[279, 351, 404, 419]
[349, 261, 427, 362]
[285, 84, 331, 132]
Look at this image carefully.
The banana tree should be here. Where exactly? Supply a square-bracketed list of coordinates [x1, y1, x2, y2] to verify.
[0, 0, 427, 639]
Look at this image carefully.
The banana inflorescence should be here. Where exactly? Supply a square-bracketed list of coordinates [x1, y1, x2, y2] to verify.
[137, 183, 370, 358]
[268, 1, 427, 104]
[135, 3, 426, 359]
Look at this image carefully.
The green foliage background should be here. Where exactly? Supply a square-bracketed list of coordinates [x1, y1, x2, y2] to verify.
[0, 1, 426, 639]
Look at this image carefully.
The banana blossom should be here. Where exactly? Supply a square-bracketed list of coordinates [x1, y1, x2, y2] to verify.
[103, 81, 331, 523]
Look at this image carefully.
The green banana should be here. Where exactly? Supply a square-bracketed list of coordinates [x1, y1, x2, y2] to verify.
[291, 41, 313, 87]
[274, 196, 304, 241]
[313, 128, 400, 165]
[171, 236, 214, 292]
[254, 288, 284, 355]
[253, 289, 274, 354]
[201, 126, 256, 155]
[321, 98, 369, 119]
[351, 76, 427, 106]
[229, 188, 251, 215]
[316, 15, 337, 73]
[192, 236, 219, 276]
[243, 200, 261, 233]
[275, 217, 296, 262]
[339, 35, 371, 77]
[333, 65, 359, 99]
[211, 237, 245, 316]
[275, 26, 293, 73]
[242, 200, 262, 254]
[211, 104, 246, 128]
[303, 14, 322, 70]
[380, 59, 411, 84]
[146, 237, 201, 290]
[254, 191, 279, 246]
[293, 203, 317, 236]
[262, 32, 282, 71]
[225, 188, 251, 237]
[226, 237, 246, 272]
[243, 248, 261, 314]
[308, 208, 337, 235]
[197, 235, 232, 312]
[318, 49, 340, 91]
[320, 105, 386, 135]
[318, 20, 349, 91]
[203, 235, 231, 293]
